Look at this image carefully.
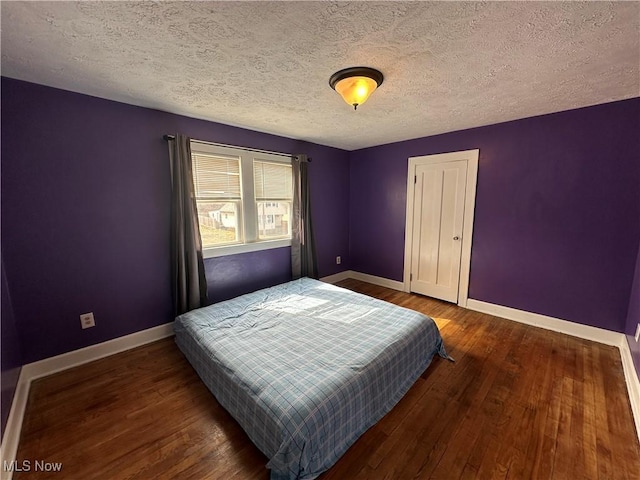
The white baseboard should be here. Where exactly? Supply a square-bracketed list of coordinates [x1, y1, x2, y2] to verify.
[21, 322, 174, 381]
[620, 338, 640, 442]
[465, 298, 622, 346]
[348, 271, 405, 291]
[321, 270, 404, 291]
[319, 271, 352, 284]
[1, 369, 30, 480]
[0, 322, 174, 479]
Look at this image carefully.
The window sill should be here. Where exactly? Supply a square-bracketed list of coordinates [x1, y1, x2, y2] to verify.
[202, 238, 292, 259]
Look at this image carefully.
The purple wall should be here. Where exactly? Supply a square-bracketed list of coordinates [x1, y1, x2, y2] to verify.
[350, 99, 640, 332]
[1, 77, 350, 363]
[205, 248, 292, 304]
[1, 253, 23, 439]
[2, 74, 637, 368]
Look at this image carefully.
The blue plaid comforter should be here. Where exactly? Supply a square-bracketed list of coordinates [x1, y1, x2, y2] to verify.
[174, 278, 449, 479]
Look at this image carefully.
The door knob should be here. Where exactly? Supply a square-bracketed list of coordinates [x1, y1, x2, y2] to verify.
[453, 236, 460, 240]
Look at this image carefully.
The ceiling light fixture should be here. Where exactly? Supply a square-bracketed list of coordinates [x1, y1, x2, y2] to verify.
[329, 67, 384, 110]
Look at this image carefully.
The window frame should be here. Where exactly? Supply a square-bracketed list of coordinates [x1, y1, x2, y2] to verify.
[190, 141, 293, 259]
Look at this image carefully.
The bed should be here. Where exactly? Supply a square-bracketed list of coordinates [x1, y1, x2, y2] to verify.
[174, 277, 450, 480]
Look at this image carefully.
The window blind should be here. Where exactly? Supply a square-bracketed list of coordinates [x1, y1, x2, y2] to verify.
[192, 154, 241, 199]
[254, 161, 293, 200]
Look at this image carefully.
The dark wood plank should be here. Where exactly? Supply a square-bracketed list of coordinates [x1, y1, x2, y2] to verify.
[13, 279, 640, 479]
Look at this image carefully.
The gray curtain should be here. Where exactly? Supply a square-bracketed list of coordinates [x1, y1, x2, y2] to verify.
[168, 133, 208, 315]
[291, 154, 318, 280]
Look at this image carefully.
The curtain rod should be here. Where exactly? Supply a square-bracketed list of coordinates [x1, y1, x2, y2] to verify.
[163, 135, 310, 161]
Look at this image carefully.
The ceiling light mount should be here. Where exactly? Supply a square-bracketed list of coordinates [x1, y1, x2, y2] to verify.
[329, 67, 384, 111]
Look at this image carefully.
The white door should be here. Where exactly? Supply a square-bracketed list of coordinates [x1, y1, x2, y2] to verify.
[409, 159, 468, 302]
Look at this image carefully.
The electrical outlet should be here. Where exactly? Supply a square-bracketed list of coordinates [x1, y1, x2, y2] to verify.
[635, 323, 640, 343]
[336, 256, 341, 265]
[80, 312, 95, 329]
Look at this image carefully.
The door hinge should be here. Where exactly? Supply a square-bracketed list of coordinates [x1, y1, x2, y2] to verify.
[414, 175, 417, 184]
[410, 273, 413, 281]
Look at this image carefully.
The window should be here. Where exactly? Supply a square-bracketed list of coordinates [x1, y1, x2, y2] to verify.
[192, 152, 242, 247]
[190, 141, 293, 258]
[254, 160, 293, 240]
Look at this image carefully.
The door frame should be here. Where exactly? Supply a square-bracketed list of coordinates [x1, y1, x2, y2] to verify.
[403, 149, 479, 307]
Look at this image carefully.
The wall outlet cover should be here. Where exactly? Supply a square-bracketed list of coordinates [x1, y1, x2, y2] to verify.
[80, 312, 96, 329]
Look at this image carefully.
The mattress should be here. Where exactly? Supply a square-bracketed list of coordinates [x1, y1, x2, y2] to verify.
[174, 277, 449, 479]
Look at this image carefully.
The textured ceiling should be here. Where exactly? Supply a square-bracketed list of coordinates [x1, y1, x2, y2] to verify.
[2, 1, 639, 150]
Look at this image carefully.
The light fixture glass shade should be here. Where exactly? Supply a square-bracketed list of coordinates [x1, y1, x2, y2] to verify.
[334, 76, 378, 109]
[329, 67, 384, 110]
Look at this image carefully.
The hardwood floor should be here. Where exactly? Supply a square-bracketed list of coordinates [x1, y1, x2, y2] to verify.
[13, 279, 640, 479]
